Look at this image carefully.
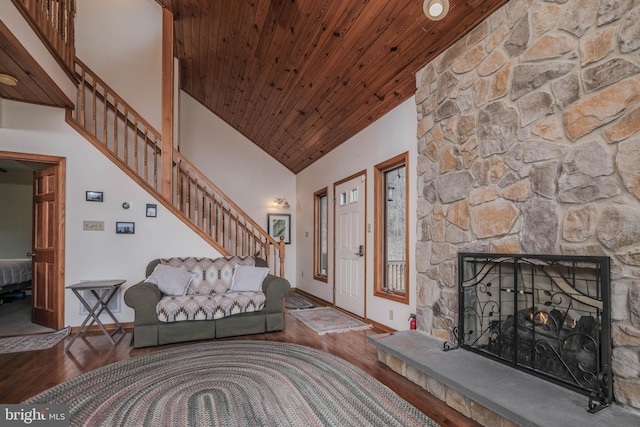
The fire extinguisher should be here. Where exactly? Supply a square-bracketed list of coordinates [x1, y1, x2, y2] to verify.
[409, 313, 416, 330]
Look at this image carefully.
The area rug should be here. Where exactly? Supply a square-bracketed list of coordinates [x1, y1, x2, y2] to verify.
[284, 291, 316, 309]
[290, 307, 372, 335]
[0, 326, 70, 354]
[24, 340, 439, 427]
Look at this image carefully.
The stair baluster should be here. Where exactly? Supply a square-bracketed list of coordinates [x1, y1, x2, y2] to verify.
[66, 59, 285, 277]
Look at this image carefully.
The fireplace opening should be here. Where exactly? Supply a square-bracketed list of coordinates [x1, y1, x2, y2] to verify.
[447, 253, 612, 413]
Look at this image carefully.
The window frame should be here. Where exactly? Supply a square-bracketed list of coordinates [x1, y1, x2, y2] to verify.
[313, 187, 329, 282]
[374, 152, 409, 304]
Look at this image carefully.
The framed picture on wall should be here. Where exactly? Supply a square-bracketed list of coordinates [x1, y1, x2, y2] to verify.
[267, 213, 291, 244]
[146, 204, 157, 218]
[86, 191, 103, 202]
[116, 222, 135, 234]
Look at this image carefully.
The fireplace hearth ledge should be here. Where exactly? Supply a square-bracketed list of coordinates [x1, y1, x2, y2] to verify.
[368, 330, 640, 427]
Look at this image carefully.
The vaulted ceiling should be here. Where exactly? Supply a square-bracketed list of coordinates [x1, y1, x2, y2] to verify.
[1, 0, 510, 173]
[160, 0, 509, 173]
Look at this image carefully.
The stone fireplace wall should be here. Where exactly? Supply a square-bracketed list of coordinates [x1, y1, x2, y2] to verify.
[415, 0, 640, 411]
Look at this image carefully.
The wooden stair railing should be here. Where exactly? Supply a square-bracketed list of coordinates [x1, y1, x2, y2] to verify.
[173, 151, 285, 275]
[11, 0, 76, 80]
[66, 59, 286, 277]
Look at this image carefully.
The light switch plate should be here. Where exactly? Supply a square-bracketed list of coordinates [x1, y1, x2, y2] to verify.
[83, 220, 105, 231]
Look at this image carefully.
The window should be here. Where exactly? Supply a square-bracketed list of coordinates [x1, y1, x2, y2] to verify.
[339, 191, 347, 206]
[314, 188, 328, 281]
[374, 153, 409, 304]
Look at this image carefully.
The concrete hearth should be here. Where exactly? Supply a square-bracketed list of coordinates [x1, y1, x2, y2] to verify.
[369, 331, 640, 427]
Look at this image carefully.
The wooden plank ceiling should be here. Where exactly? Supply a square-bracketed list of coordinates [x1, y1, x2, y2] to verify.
[163, 0, 509, 173]
[0, 20, 72, 109]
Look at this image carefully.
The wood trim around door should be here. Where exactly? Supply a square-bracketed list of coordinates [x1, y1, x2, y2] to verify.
[332, 169, 367, 320]
[0, 150, 66, 329]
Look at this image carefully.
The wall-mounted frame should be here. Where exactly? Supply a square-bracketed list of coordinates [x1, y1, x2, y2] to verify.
[116, 222, 135, 234]
[267, 213, 291, 244]
[86, 191, 103, 202]
[146, 204, 157, 218]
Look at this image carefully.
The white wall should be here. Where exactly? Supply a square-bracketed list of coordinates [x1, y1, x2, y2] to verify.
[0, 101, 221, 327]
[0, 183, 32, 258]
[179, 92, 297, 284]
[75, 0, 162, 130]
[74, 0, 297, 286]
[296, 98, 418, 331]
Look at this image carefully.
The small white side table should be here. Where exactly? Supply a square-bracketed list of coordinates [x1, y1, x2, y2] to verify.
[66, 279, 125, 351]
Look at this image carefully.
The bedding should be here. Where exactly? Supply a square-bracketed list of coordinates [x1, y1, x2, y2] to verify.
[0, 259, 33, 289]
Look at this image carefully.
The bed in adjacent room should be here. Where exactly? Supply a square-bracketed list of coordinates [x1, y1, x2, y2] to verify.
[0, 259, 33, 294]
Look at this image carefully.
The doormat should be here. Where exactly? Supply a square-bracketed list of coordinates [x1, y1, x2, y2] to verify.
[0, 326, 70, 354]
[290, 307, 372, 335]
[285, 292, 316, 309]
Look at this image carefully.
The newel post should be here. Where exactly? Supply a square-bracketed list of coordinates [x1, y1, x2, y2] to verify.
[160, 7, 174, 199]
[279, 236, 286, 277]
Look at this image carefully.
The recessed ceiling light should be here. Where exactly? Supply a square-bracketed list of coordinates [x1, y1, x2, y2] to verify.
[0, 73, 18, 86]
[424, 0, 449, 21]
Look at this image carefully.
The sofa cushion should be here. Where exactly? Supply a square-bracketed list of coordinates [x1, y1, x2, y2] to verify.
[156, 291, 266, 322]
[160, 256, 255, 295]
[231, 265, 269, 292]
[144, 264, 194, 296]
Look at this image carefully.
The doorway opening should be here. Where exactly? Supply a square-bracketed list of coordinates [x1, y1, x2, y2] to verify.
[0, 151, 65, 336]
[333, 171, 367, 319]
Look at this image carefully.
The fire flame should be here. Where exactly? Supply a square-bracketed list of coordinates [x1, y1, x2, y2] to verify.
[528, 312, 549, 325]
[539, 312, 548, 325]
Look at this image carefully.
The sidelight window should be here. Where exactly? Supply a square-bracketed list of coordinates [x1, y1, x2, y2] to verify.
[314, 188, 328, 281]
[374, 153, 409, 304]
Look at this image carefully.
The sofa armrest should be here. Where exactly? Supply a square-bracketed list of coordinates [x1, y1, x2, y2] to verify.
[262, 274, 291, 313]
[124, 281, 162, 325]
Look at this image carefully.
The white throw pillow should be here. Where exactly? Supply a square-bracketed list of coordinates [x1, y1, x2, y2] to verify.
[230, 265, 269, 292]
[145, 264, 195, 296]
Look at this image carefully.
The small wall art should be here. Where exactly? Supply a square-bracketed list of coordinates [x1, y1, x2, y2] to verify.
[116, 222, 135, 234]
[267, 213, 291, 244]
[86, 191, 103, 202]
[146, 204, 157, 218]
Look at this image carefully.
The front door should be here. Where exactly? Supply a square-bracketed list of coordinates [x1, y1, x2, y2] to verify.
[31, 165, 60, 328]
[334, 172, 366, 317]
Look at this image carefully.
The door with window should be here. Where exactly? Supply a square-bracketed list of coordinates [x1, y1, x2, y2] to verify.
[334, 173, 366, 317]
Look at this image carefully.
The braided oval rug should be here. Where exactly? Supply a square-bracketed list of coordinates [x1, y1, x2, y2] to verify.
[24, 340, 439, 427]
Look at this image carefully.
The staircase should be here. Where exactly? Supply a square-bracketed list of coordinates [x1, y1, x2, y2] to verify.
[11, 0, 285, 276]
[66, 60, 286, 277]
[10, 0, 76, 80]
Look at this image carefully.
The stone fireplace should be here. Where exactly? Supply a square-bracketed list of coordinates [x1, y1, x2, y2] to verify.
[454, 253, 612, 412]
[414, 0, 640, 414]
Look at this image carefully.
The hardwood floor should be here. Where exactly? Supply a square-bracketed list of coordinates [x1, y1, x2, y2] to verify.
[0, 310, 479, 427]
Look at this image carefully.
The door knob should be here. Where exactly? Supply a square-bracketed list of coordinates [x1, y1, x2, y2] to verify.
[27, 252, 35, 257]
[355, 245, 364, 257]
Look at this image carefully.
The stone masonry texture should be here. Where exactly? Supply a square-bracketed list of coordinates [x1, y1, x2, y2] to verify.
[415, 0, 640, 413]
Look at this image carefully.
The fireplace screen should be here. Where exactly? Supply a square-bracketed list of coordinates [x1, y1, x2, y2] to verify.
[451, 253, 612, 412]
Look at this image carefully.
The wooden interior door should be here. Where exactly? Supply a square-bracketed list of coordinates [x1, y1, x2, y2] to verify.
[31, 165, 60, 328]
[334, 173, 366, 317]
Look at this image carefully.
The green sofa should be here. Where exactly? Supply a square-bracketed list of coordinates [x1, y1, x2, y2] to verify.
[124, 256, 290, 348]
